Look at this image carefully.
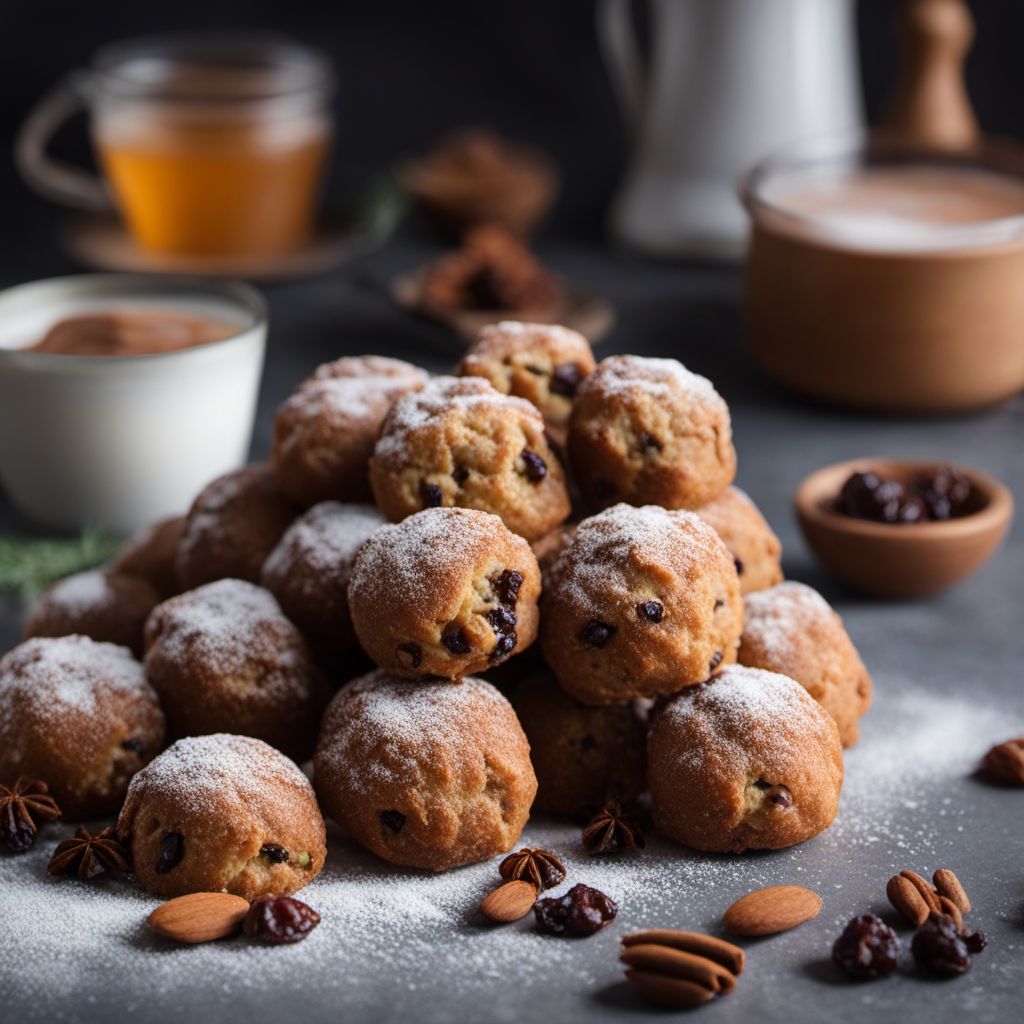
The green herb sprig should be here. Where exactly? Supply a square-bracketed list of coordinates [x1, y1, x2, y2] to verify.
[0, 527, 121, 603]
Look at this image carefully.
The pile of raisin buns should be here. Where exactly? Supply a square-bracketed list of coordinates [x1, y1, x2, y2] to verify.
[0, 322, 870, 898]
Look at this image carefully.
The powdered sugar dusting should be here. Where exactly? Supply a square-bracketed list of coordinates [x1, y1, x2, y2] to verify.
[550, 503, 721, 613]
[373, 375, 541, 460]
[33, 570, 111, 613]
[0, 635, 151, 721]
[741, 581, 834, 661]
[585, 354, 722, 407]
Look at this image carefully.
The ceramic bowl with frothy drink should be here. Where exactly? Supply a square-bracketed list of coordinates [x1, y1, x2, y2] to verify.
[0, 274, 266, 533]
[742, 135, 1024, 413]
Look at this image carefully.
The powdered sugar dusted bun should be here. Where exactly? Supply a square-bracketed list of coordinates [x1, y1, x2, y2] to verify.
[348, 507, 541, 679]
[739, 581, 872, 747]
[23, 570, 160, 658]
[143, 579, 329, 759]
[695, 485, 783, 595]
[513, 673, 646, 819]
[261, 501, 386, 658]
[112, 515, 186, 598]
[540, 504, 743, 704]
[117, 733, 326, 900]
[176, 464, 297, 590]
[456, 321, 596, 435]
[313, 671, 536, 871]
[568, 354, 736, 510]
[369, 375, 571, 542]
[648, 665, 843, 853]
[0, 635, 164, 817]
[272, 356, 429, 507]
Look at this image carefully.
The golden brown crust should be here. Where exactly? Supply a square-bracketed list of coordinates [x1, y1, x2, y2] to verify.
[313, 671, 536, 871]
[695, 486, 783, 595]
[112, 515, 186, 598]
[513, 674, 646, 818]
[568, 355, 736, 510]
[23, 570, 160, 658]
[457, 321, 596, 433]
[261, 501, 385, 656]
[0, 636, 164, 817]
[118, 733, 326, 899]
[738, 582, 872, 747]
[271, 356, 428, 507]
[143, 579, 329, 760]
[348, 507, 541, 679]
[647, 666, 843, 853]
[369, 375, 571, 542]
[540, 504, 743, 704]
[176, 464, 297, 590]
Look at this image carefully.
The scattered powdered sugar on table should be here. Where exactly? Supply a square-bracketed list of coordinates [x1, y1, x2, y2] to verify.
[0, 680, 1017, 1021]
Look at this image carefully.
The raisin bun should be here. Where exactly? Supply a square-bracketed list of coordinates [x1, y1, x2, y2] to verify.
[369, 375, 571, 542]
[738, 582, 872, 747]
[118, 733, 326, 900]
[540, 504, 743, 704]
[22, 569, 160, 658]
[261, 501, 386, 660]
[647, 665, 843, 853]
[695, 486, 783, 595]
[456, 321, 596, 439]
[111, 515, 186, 598]
[271, 356, 429, 507]
[314, 671, 536, 871]
[568, 355, 736, 511]
[0, 636, 164, 818]
[143, 579, 329, 759]
[348, 507, 541, 679]
[176, 464, 297, 590]
[513, 674, 647, 819]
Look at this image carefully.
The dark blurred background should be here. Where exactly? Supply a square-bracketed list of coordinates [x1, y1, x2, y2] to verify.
[2, 0, 1022, 276]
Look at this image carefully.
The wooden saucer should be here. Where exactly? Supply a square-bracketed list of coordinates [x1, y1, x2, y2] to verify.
[64, 215, 351, 282]
[390, 268, 615, 345]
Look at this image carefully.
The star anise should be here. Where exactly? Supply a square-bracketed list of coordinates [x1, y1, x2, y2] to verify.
[499, 847, 566, 891]
[48, 826, 131, 879]
[581, 799, 645, 855]
[0, 777, 61, 853]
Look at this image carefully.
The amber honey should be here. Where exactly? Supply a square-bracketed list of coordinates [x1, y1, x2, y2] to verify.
[98, 117, 329, 257]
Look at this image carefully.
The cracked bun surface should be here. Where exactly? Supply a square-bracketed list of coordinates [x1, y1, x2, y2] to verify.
[143, 579, 329, 760]
[348, 507, 541, 679]
[540, 504, 743, 704]
[647, 665, 843, 853]
[0, 635, 164, 818]
[271, 356, 429, 507]
[118, 733, 326, 899]
[314, 671, 536, 871]
[176, 464, 297, 590]
[568, 355, 736, 511]
[695, 486, 783, 595]
[23, 570, 160, 658]
[456, 321, 596, 437]
[738, 582, 872, 747]
[369, 375, 571, 542]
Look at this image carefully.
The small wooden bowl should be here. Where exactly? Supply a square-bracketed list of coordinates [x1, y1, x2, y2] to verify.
[795, 458, 1014, 598]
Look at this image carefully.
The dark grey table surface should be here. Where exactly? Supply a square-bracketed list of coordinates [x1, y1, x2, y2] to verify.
[1, 237, 1022, 1024]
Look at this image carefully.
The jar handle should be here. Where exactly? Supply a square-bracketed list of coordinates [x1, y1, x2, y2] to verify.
[15, 73, 113, 212]
[596, 0, 647, 131]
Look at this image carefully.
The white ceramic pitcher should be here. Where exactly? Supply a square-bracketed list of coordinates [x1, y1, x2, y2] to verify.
[597, 0, 864, 260]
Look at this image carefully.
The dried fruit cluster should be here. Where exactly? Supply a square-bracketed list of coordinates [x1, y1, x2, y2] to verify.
[147, 892, 320, 946]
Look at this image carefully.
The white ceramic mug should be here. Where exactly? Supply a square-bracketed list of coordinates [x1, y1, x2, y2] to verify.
[597, 0, 864, 259]
[0, 274, 266, 533]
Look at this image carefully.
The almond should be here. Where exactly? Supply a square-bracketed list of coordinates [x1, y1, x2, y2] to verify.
[887, 875, 929, 926]
[147, 892, 249, 944]
[479, 879, 537, 923]
[722, 885, 822, 936]
[899, 870, 941, 913]
[933, 868, 971, 915]
[980, 737, 1024, 785]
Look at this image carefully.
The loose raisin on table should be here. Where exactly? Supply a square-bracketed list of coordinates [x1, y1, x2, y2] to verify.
[244, 895, 321, 945]
[912, 912, 971, 977]
[534, 883, 617, 937]
[831, 914, 899, 980]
